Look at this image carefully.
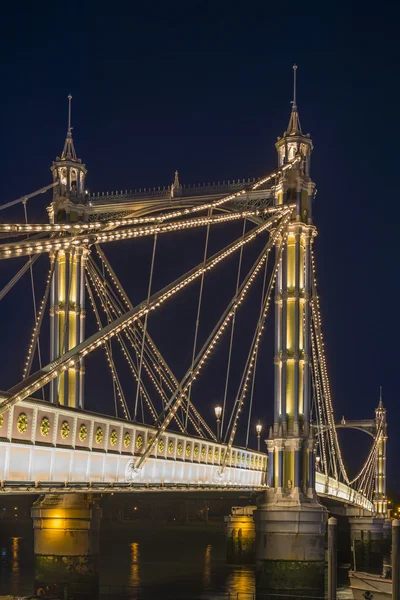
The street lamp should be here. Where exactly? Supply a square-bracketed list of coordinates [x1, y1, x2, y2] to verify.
[214, 405, 222, 441]
[256, 422, 262, 452]
[315, 455, 321, 471]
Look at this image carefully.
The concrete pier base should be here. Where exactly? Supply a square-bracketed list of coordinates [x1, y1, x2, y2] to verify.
[31, 493, 102, 599]
[224, 506, 256, 564]
[254, 490, 327, 593]
[349, 516, 384, 572]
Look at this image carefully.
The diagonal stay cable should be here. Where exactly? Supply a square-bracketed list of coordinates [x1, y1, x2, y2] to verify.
[133, 213, 291, 474]
[94, 244, 210, 432]
[1, 209, 290, 415]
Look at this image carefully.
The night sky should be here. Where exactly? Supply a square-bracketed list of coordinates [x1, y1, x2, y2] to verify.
[0, 3, 398, 491]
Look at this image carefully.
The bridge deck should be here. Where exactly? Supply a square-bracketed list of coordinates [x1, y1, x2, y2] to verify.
[0, 397, 265, 492]
[0, 397, 374, 512]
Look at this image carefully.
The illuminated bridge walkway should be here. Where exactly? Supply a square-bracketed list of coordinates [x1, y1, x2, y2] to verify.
[0, 396, 374, 514]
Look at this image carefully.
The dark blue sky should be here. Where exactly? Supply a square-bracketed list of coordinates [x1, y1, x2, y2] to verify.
[0, 2, 398, 491]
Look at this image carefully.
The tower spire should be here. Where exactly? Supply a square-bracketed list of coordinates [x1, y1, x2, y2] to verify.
[61, 94, 77, 161]
[286, 64, 303, 136]
[378, 386, 383, 409]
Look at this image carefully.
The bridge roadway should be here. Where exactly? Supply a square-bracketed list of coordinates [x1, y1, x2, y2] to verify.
[0, 396, 373, 512]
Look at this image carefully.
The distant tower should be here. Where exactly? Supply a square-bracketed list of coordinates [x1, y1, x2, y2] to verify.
[255, 66, 325, 594]
[48, 96, 87, 408]
[374, 388, 387, 517]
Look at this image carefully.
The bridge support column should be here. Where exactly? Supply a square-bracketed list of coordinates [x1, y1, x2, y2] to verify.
[254, 489, 326, 593]
[349, 516, 384, 572]
[31, 494, 102, 599]
[224, 506, 256, 564]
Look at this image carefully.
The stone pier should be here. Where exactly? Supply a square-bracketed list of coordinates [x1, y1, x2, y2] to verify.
[348, 515, 384, 572]
[224, 506, 256, 564]
[254, 489, 326, 593]
[31, 493, 102, 599]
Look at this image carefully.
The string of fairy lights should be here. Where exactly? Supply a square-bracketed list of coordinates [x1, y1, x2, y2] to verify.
[85, 258, 189, 433]
[22, 260, 55, 380]
[0, 202, 291, 261]
[218, 221, 290, 476]
[86, 252, 210, 437]
[134, 212, 292, 472]
[93, 244, 217, 440]
[310, 245, 350, 485]
[85, 270, 131, 420]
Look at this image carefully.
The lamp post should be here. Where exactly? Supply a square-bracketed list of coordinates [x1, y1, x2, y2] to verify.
[256, 422, 262, 452]
[214, 405, 222, 441]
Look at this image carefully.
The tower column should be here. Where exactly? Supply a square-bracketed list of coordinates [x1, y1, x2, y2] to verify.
[49, 246, 87, 408]
[255, 66, 326, 594]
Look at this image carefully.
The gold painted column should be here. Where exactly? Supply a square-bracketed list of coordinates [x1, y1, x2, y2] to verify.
[50, 246, 86, 408]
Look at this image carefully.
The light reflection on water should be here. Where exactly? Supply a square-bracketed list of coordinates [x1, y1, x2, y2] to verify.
[203, 543, 212, 587]
[129, 541, 140, 588]
[0, 526, 352, 599]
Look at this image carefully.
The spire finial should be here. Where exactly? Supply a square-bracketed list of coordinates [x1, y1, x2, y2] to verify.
[67, 94, 72, 137]
[378, 386, 383, 408]
[285, 64, 302, 136]
[61, 94, 77, 161]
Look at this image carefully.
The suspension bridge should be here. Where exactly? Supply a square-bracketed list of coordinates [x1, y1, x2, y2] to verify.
[0, 69, 388, 593]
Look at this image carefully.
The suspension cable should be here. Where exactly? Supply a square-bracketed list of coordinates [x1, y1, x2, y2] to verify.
[85, 273, 130, 419]
[23, 259, 55, 379]
[23, 200, 44, 400]
[185, 208, 212, 430]
[0, 255, 40, 302]
[1, 210, 289, 416]
[86, 260, 161, 424]
[0, 182, 58, 212]
[220, 218, 247, 440]
[133, 214, 291, 474]
[134, 233, 158, 421]
[86, 257, 183, 429]
[245, 247, 270, 448]
[220, 221, 289, 474]
[94, 245, 213, 438]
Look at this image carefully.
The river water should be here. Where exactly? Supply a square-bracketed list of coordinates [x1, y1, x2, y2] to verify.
[0, 523, 352, 599]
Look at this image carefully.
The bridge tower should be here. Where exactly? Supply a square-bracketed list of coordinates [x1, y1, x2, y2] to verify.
[254, 66, 326, 593]
[374, 389, 387, 517]
[48, 95, 88, 408]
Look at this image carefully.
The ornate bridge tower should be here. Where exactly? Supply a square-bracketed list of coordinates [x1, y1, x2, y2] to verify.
[48, 96, 87, 408]
[374, 391, 387, 517]
[254, 67, 326, 592]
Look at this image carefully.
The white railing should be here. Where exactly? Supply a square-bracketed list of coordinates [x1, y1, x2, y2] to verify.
[315, 472, 374, 512]
[0, 397, 266, 490]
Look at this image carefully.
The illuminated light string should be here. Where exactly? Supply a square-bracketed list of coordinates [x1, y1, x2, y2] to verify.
[23, 260, 54, 379]
[94, 246, 185, 400]
[95, 157, 300, 227]
[0, 222, 102, 234]
[95, 208, 276, 243]
[85, 272, 130, 420]
[0, 204, 291, 262]
[85, 261, 177, 430]
[219, 225, 289, 475]
[311, 297, 340, 481]
[94, 223, 292, 442]
[0, 209, 290, 416]
[133, 213, 292, 473]
[85, 258, 189, 433]
[310, 324, 330, 477]
[350, 419, 384, 487]
[310, 246, 349, 485]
